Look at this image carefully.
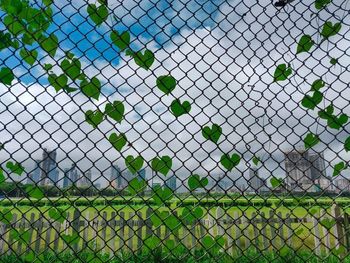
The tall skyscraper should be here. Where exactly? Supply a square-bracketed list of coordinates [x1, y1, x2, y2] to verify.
[165, 175, 176, 191]
[284, 149, 328, 192]
[40, 148, 58, 186]
[111, 165, 128, 189]
[62, 164, 79, 188]
[27, 159, 41, 184]
[78, 169, 92, 188]
[248, 167, 265, 193]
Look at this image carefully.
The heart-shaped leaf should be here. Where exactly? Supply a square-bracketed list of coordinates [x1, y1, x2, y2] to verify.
[48, 207, 67, 224]
[80, 77, 101, 100]
[85, 109, 103, 128]
[6, 161, 24, 175]
[125, 155, 144, 174]
[152, 185, 173, 205]
[144, 236, 161, 250]
[48, 73, 68, 92]
[61, 58, 81, 80]
[273, 63, 292, 82]
[110, 31, 130, 51]
[19, 48, 38, 66]
[87, 4, 108, 26]
[330, 58, 338, 65]
[188, 174, 208, 191]
[296, 35, 314, 54]
[170, 99, 191, 117]
[202, 124, 222, 143]
[151, 156, 172, 176]
[133, 49, 155, 70]
[0, 209, 13, 224]
[25, 185, 44, 199]
[321, 21, 341, 39]
[311, 79, 325, 91]
[105, 100, 124, 123]
[270, 177, 283, 188]
[315, 0, 331, 9]
[156, 75, 176, 95]
[301, 91, 323, 110]
[220, 153, 240, 171]
[108, 132, 127, 152]
[128, 177, 147, 196]
[304, 133, 320, 149]
[333, 161, 346, 177]
[0, 67, 14, 85]
[40, 33, 58, 57]
[181, 207, 203, 224]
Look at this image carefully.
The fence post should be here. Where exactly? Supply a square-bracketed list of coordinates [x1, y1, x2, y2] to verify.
[312, 211, 321, 256]
[331, 204, 346, 250]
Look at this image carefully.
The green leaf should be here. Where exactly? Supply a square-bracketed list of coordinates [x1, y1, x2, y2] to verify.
[125, 155, 144, 174]
[0, 67, 14, 85]
[108, 132, 127, 152]
[333, 161, 346, 177]
[320, 218, 336, 230]
[20, 48, 38, 66]
[127, 177, 147, 196]
[188, 174, 208, 191]
[110, 31, 130, 51]
[151, 156, 172, 176]
[133, 49, 155, 70]
[304, 133, 320, 149]
[202, 235, 225, 254]
[270, 177, 283, 188]
[104, 100, 124, 123]
[311, 79, 325, 91]
[85, 109, 103, 128]
[43, 63, 53, 71]
[253, 156, 260, 165]
[201, 124, 222, 143]
[152, 185, 173, 205]
[296, 35, 314, 54]
[301, 91, 323, 110]
[3, 16, 25, 36]
[144, 236, 161, 250]
[170, 99, 191, 117]
[321, 21, 341, 39]
[10, 229, 30, 245]
[62, 232, 80, 245]
[48, 207, 67, 224]
[0, 209, 13, 224]
[156, 75, 176, 95]
[220, 153, 240, 171]
[61, 58, 81, 80]
[25, 185, 45, 199]
[181, 207, 203, 224]
[43, 0, 53, 6]
[40, 33, 59, 57]
[0, 169, 5, 184]
[6, 161, 24, 175]
[80, 77, 101, 100]
[273, 63, 292, 82]
[295, 228, 304, 236]
[344, 136, 350, 152]
[87, 4, 108, 26]
[48, 73, 68, 92]
[315, 0, 331, 10]
[330, 58, 338, 65]
[0, 31, 13, 50]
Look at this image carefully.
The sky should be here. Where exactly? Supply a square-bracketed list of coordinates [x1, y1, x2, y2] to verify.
[0, 0, 349, 191]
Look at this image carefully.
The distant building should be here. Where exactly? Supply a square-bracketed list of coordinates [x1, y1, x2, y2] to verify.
[62, 164, 79, 188]
[110, 165, 127, 189]
[248, 167, 265, 193]
[215, 176, 227, 192]
[335, 178, 350, 193]
[165, 175, 176, 191]
[137, 168, 146, 181]
[27, 159, 41, 184]
[284, 149, 329, 192]
[78, 169, 92, 188]
[40, 148, 58, 186]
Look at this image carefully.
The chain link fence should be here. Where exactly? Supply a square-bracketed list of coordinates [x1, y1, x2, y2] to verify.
[0, 0, 350, 262]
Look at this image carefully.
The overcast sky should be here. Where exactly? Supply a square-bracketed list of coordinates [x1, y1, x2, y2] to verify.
[0, 0, 349, 190]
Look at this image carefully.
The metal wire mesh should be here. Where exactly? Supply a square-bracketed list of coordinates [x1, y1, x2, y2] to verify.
[0, 0, 350, 262]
